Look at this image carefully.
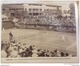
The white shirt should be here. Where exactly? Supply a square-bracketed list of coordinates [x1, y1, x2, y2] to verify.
[8, 46, 14, 52]
[57, 50, 61, 57]
[19, 48, 24, 53]
[32, 50, 38, 57]
[10, 50, 18, 58]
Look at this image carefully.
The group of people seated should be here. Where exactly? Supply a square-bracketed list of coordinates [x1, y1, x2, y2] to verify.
[15, 15, 75, 32]
[1, 40, 76, 58]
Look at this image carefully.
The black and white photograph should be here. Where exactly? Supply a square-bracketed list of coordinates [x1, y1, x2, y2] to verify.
[1, 1, 79, 63]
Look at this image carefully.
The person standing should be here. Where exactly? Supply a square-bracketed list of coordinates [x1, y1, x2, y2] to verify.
[9, 32, 15, 43]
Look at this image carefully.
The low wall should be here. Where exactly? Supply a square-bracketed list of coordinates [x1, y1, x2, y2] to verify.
[2, 21, 14, 29]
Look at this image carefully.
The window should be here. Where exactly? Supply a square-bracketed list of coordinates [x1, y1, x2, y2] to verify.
[25, 8, 27, 10]
[47, 9, 49, 11]
[29, 9, 31, 11]
[29, 4, 42, 6]
[40, 9, 42, 11]
[17, 8, 23, 10]
[9, 8, 15, 10]
[2, 18, 6, 21]
[11, 13, 15, 16]
[33, 9, 38, 11]
[33, 13, 38, 16]
[40, 13, 42, 15]
[2, 18, 4, 20]
[3, 9, 5, 11]
[29, 13, 32, 15]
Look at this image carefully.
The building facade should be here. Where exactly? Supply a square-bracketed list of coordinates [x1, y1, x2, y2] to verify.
[23, 4, 62, 17]
[2, 4, 24, 17]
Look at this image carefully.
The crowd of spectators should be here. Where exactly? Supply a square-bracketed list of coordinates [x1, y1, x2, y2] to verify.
[14, 14, 75, 32]
[1, 40, 76, 58]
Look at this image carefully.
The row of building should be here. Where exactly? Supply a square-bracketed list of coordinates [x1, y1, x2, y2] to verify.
[2, 4, 62, 20]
